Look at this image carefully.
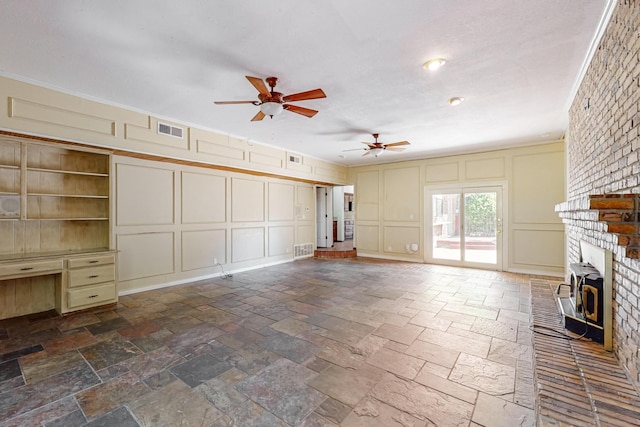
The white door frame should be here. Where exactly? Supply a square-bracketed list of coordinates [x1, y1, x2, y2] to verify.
[316, 186, 334, 248]
[424, 181, 508, 271]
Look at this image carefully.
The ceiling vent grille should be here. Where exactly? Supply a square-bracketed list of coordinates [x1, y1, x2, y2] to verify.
[157, 122, 184, 139]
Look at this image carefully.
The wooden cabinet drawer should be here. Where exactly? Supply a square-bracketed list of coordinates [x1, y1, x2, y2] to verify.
[0, 259, 63, 279]
[67, 282, 116, 309]
[67, 254, 115, 269]
[68, 264, 115, 288]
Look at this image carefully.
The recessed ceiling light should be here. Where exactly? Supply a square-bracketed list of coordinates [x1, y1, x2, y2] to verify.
[423, 58, 446, 71]
[448, 97, 464, 106]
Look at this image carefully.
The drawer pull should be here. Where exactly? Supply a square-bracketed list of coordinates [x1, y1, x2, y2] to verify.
[88, 260, 99, 264]
[20, 267, 34, 271]
[88, 275, 99, 278]
[88, 294, 99, 298]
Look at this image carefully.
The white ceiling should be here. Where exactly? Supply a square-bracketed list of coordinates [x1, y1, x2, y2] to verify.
[0, 1, 610, 166]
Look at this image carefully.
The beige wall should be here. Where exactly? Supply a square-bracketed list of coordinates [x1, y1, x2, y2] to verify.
[348, 142, 566, 275]
[114, 155, 315, 293]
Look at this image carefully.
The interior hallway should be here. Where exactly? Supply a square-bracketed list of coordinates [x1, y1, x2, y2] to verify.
[0, 258, 613, 426]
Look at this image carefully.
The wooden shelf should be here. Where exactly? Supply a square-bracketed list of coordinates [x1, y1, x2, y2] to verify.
[0, 136, 112, 256]
[27, 217, 109, 221]
[26, 167, 108, 177]
[28, 193, 109, 199]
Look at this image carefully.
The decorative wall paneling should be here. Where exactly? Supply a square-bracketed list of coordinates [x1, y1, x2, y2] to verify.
[114, 155, 315, 294]
[348, 142, 565, 273]
[0, 76, 347, 186]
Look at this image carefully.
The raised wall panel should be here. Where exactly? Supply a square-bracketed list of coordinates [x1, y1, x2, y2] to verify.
[356, 171, 379, 221]
[383, 226, 420, 254]
[196, 138, 246, 161]
[512, 229, 564, 268]
[383, 167, 420, 221]
[269, 182, 294, 221]
[231, 178, 264, 222]
[268, 226, 294, 256]
[117, 232, 175, 281]
[249, 151, 283, 168]
[182, 172, 226, 224]
[314, 165, 338, 180]
[9, 98, 116, 136]
[116, 163, 175, 226]
[465, 157, 505, 180]
[512, 152, 564, 223]
[296, 224, 314, 244]
[426, 162, 459, 183]
[231, 227, 265, 262]
[181, 229, 226, 271]
[356, 225, 379, 251]
[296, 185, 314, 220]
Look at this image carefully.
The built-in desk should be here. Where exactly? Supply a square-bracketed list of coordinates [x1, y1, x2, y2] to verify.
[0, 250, 118, 319]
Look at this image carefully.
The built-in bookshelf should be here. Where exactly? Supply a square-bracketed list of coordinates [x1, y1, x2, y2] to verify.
[0, 134, 111, 255]
[0, 134, 116, 319]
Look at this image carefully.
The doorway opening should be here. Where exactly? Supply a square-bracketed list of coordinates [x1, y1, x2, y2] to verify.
[315, 185, 354, 251]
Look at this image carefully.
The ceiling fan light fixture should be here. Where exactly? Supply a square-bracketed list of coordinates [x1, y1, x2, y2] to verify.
[448, 97, 464, 106]
[369, 147, 384, 157]
[260, 102, 284, 117]
[423, 58, 446, 71]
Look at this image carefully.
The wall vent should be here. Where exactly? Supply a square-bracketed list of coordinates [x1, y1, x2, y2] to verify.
[293, 243, 314, 259]
[157, 122, 184, 139]
[288, 154, 302, 164]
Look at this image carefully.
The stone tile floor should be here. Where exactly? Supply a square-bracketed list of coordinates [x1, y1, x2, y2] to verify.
[0, 258, 580, 426]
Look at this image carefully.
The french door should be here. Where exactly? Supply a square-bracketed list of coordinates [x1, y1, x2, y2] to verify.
[425, 185, 504, 270]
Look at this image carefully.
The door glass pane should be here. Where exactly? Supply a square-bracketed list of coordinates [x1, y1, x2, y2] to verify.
[464, 191, 497, 264]
[432, 194, 460, 261]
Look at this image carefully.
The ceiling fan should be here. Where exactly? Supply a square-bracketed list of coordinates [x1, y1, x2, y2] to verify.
[344, 133, 410, 157]
[214, 76, 326, 121]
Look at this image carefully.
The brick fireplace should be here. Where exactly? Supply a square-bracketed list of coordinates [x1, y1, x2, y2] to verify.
[556, 192, 640, 384]
[561, 1, 640, 388]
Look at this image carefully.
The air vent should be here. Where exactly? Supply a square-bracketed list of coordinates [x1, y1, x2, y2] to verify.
[157, 122, 184, 139]
[288, 154, 302, 164]
[293, 243, 314, 259]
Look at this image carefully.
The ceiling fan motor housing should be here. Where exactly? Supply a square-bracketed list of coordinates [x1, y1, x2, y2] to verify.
[258, 92, 283, 104]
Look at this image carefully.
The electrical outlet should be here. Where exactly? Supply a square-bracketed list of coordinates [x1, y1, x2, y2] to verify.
[213, 257, 218, 265]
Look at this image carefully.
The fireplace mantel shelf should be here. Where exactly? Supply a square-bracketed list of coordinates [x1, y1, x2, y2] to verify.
[556, 194, 640, 259]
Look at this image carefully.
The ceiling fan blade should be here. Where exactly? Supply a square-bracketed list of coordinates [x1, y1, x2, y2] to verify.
[384, 141, 411, 147]
[282, 88, 326, 103]
[362, 151, 370, 156]
[342, 148, 365, 152]
[251, 110, 266, 121]
[385, 147, 406, 152]
[283, 104, 318, 118]
[361, 142, 374, 146]
[246, 76, 270, 96]
[214, 100, 256, 105]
